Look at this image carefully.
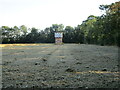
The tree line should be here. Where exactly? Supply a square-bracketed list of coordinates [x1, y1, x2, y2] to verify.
[1, 2, 120, 46]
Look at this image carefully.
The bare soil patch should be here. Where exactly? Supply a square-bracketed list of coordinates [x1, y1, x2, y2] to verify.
[1, 44, 120, 88]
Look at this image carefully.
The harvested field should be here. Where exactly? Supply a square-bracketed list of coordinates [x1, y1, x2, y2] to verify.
[1, 44, 120, 88]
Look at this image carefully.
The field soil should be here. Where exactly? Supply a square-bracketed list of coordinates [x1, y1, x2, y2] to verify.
[1, 44, 120, 88]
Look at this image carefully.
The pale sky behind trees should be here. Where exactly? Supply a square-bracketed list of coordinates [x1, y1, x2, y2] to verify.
[0, 0, 118, 29]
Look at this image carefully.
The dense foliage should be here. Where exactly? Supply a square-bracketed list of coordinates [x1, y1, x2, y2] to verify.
[1, 2, 120, 46]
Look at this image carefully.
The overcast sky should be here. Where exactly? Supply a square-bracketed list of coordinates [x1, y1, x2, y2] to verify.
[0, 0, 118, 30]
